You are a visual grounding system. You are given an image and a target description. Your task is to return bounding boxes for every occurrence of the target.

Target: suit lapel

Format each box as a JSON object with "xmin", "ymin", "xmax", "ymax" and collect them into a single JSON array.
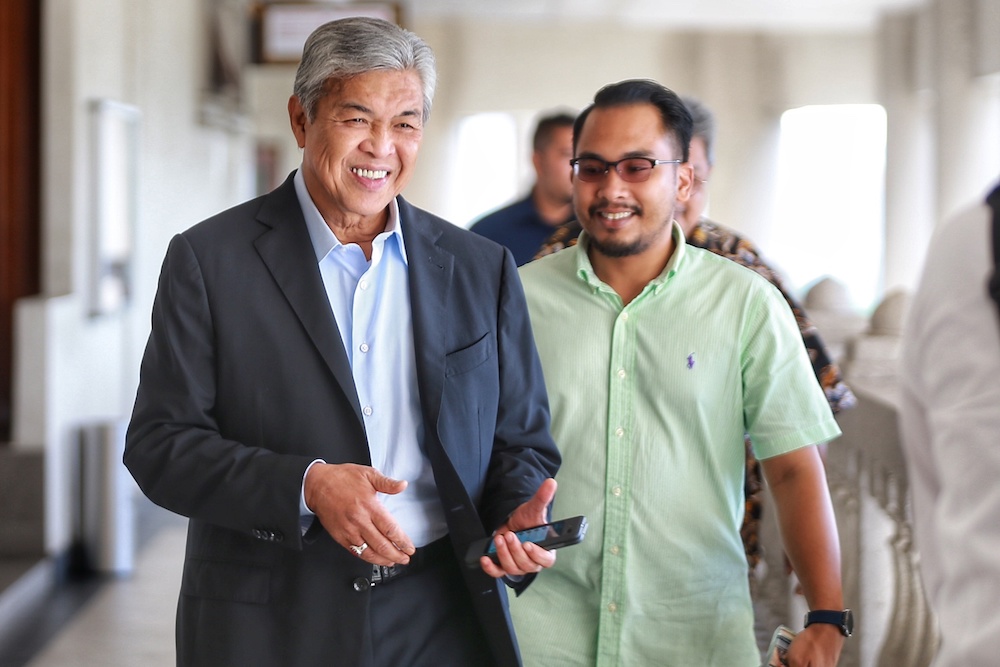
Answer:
[
  {"xmin": 253, "ymin": 175, "xmax": 365, "ymax": 426},
  {"xmin": 400, "ymin": 198, "xmax": 453, "ymax": 429}
]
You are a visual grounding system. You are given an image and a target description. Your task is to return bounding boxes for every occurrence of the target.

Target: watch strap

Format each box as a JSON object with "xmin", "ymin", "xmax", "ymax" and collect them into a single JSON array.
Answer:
[{"xmin": 804, "ymin": 609, "xmax": 853, "ymax": 637}]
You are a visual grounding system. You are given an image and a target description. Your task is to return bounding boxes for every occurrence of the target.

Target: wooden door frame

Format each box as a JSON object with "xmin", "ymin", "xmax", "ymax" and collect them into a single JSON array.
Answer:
[{"xmin": 0, "ymin": 0, "xmax": 42, "ymax": 442}]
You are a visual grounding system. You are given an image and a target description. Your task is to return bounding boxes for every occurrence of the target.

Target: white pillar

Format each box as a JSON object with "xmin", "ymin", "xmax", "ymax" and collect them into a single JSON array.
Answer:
[{"xmin": 878, "ymin": 10, "xmax": 935, "ymax": 294}]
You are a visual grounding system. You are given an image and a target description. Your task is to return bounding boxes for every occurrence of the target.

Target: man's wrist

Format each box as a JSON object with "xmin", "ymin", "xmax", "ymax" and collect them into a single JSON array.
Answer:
[{"xmin": 803, "ymin": 609, "xmax": 854, "ymax": 637}]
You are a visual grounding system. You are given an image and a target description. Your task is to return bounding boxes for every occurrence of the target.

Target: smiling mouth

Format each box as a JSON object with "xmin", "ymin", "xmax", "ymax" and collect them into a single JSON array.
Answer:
[
  {"xmin": 352, "ymin": 167, "xmax": 388, "ymax": 180},
  {"xmin": 601, "ymin": 211, "xmax": 632, "ymax": 221}
]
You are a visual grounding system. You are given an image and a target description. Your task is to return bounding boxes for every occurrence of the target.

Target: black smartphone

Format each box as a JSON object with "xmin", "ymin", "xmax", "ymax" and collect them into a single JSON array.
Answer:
[{"xmin": 464, "ymin": 515, "xmax": 588, "ymax": 567}]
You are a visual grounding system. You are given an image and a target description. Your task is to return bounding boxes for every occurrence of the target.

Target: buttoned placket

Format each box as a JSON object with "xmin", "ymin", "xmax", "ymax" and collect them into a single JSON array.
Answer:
[{"xmin": 594, "ymin": 291, "xmax": 640, "ymax": 664}]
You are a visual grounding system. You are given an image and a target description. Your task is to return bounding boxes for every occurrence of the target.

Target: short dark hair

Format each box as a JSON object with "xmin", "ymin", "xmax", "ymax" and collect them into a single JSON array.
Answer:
[
  {"xmin": 681, "ymin": 95, "xmax": 716, "ymax": 167},
  {"xmin": 532, "ymin": 112, "xmax": 576, "ymax": 152},
  {"xmin": 573, "ymin": 79, "xmax": 693, "ymax": 162}
]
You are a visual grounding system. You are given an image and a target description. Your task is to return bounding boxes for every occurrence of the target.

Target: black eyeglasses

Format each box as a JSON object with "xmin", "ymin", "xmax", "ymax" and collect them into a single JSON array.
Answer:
[{"xmin": 570, "ymin": 156, "xmax": 682, "ymax": 183}]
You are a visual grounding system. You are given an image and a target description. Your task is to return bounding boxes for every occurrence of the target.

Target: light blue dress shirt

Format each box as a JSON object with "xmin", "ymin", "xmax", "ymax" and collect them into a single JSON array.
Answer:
[{"xmin": 293, "ymin": 170, "xmax": 447, "ymax": 547}]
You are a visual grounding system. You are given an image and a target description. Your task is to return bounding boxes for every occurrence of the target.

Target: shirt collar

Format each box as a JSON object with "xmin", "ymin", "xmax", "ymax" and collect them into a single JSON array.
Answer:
[
  {"xmin": 293, "ymin": 169, "xmax": 408, "ymax": 265},
  {"xmin": 575, "ymin": 220, "xmax": 687, "ymax": 294}
]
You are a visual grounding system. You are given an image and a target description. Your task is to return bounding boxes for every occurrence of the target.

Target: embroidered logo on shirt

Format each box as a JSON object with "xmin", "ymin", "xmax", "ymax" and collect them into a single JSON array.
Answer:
[{"xmin": 687, "ymin": 353, "xmax": 695, "ymax": 369}]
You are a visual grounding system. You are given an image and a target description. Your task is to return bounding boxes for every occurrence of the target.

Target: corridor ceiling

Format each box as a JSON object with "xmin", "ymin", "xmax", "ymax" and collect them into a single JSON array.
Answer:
[{"xmin": 401, "ymin": 0, "xmax": 925, "ymax": 30}]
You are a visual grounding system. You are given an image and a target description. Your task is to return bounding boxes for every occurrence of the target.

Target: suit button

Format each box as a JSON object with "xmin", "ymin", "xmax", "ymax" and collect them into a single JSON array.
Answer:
[
  {"xmin": 352, "ymin": 577, "xmax": 371, "ymax": 592},
  {"xmin": 252, "ymin": 529, "xmax": 263, "ymax": 539}
]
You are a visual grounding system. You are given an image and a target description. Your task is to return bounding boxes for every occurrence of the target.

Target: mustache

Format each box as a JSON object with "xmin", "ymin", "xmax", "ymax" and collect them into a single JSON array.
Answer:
[{"xmin": 589, "ymin": 201, "xmax": 641, "ymax": 217}]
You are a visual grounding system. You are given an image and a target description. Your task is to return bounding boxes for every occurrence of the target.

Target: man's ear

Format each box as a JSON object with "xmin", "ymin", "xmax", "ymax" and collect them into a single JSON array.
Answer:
[
  {"xmin": 288, "ymin": 95, "xmax": 308, "ymax": 149},
  {"xmin": 531, "ymin": 150, "xmax": 543, "ymax": 177},
  {"xmin": 676, "ymin": 161, "xmax": 694, "ymax": 203}
]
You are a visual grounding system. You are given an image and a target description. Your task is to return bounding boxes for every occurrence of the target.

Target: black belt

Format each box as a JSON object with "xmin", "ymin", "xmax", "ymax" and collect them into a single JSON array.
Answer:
[{"xmin": 355, "ymin": 535, "xmax": 453, "ymax": 589}]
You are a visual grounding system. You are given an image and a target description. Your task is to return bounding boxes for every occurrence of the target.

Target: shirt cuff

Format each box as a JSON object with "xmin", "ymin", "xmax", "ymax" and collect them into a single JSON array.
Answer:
[{"xmin": 299, "ymin": 459, "xmax": 325, "ymax": 534}]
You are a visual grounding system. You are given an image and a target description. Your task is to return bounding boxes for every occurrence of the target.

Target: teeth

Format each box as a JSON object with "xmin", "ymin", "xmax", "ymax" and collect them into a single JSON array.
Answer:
[
  {"xmin": 602, "ymin": 211, "xmax": 631, "ymax": 220},
  {"xmin": 352, "ymin": 168, "xmax": 388, "ymax": 179}
]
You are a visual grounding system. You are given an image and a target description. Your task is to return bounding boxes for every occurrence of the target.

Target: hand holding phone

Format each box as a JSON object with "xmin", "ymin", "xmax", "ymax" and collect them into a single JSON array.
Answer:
[
  {"xmin": 764, "ymin": 625, "xmax": 796, "ymax": 667},
  {"xmin": 464, "ymin": 515, "xmax": 588, "ymax": 568}
]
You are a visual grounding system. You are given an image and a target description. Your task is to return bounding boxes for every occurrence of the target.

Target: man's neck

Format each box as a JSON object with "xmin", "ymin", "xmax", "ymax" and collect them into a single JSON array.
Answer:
[
  {"xmin": 532, "ymin": 188, "xmax": 573, "ymax": 227},
  {"xmin": 588, "ymin": 236, "xmax": 675, "ymax": 306}
]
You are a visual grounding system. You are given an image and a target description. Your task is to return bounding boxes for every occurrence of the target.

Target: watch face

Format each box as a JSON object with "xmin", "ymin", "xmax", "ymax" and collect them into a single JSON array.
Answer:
[{"xmin": 843, "ymin": 609, "xmax": 854, "ymax": 636}]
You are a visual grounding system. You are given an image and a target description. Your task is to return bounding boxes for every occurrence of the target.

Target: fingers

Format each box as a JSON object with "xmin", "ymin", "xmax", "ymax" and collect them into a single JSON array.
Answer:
[
  {"xmin": 370, "ymin": 472, "xmax": 408, "ymax": 496},
  {"xmin": 306, "ymin": 463, "xmax": 414, "ymax": 565},
  {"xmin": 479, "ymin": 531, "xmax": 557, "ymax": 578},
  {"xmin": 354, "ymin": 511, "xmax": 415, "ymax": 564},
  {"xmin": 505, "ymin": 477, "xmax": 558, "ymax": 532}
]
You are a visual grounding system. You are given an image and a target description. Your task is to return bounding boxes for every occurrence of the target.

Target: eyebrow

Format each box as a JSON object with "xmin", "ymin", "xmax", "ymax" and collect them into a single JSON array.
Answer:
[
  {"xmin": 336, "ymin": 102, "xmax": 373, "ymax": 115},
  {"xmin": 335, "ymin": 102, "xmax": 422, "ymax": 119},
  {"xmin": 576, "ymin": 149, "xmax": 656, "ymax": 160}
]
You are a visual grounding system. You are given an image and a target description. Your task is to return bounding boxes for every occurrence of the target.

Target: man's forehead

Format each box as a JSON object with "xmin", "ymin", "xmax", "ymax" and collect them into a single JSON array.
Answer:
[
  {"xmin": 577, "ymin": 105, "xmax": 673, "ymax": 153},
  {"xmin": 321, "ymin": 72, "xmax": 423, "ymax": 115}
]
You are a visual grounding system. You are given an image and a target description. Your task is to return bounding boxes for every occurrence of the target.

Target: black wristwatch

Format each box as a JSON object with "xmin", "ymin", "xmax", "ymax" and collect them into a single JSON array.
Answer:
[{"xmin": 804, "ymin": 609, "xmax": 854, "ymax": 637}]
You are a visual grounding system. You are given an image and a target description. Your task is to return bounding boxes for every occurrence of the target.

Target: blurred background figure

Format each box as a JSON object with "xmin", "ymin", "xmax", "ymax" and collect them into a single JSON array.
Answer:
[
  {"xmin": 899, "ymin": 182, "xmax": 1000, "ymax": 667},
  {"xmin": 469, "ymin": 111, "xmax": 576, "ymax": 265}
]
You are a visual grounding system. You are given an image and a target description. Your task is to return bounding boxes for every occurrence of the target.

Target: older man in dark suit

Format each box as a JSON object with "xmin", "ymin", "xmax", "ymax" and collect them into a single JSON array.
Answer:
[{"xmin": 124, "ymin": 17, "xmax": 560, "ymax": 667}]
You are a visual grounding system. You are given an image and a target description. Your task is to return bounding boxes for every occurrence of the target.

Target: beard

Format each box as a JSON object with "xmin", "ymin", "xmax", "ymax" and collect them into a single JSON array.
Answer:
[
  {"xmin": 587, "ymin": 234, "xmax": 654, "ymax": 258},
  {"xmin": 584, "ymin": 204, "xmax": 672, "ymax": 258}
]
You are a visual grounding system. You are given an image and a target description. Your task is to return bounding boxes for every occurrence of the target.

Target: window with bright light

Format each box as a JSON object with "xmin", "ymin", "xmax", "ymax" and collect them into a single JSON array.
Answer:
[
  {"xmin": 769, "ymin": 104, "xmax": 887, "ymax": 312},
  {"xmin": 444, "ymin": 112, "xmax": 520, "ymax": 227}
]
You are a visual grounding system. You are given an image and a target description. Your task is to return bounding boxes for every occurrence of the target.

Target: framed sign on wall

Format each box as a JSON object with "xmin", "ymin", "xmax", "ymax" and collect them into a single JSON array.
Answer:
[{"xmin": 255, "ymin": 3, "xmax": 401, "ymax": 63}]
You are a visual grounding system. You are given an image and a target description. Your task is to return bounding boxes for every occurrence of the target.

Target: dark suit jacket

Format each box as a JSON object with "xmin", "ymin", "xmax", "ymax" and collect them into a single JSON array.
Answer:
[{"xmin": 124, "ymin": 173, "xmax": 560, "ymax": 666}]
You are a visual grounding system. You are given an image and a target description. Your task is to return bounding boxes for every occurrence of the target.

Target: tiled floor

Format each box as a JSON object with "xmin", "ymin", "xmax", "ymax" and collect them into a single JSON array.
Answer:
[
  {"xmin": 23, "ymin": 523, "xmax": 185, "ymax": 667},
  {"xmin": 4, "ymin": 504, "xmax": 778, "ymax": 666}
]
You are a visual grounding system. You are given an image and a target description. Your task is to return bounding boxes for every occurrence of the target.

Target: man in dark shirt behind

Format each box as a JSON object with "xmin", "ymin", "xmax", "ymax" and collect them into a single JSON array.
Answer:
[{"xmin": 470, "ymin": 112, "xmax": 575, "ymax": 265}]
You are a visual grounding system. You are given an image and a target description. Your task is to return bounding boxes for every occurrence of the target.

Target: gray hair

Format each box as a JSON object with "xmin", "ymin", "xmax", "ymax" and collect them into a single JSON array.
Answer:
[
  {"xmin": 681, "ymin": 95, "xmax": 716, "ymax": 167},
  {"xmin": 293, "ymin": 17, "xmax": 437, "ymax": 123}
]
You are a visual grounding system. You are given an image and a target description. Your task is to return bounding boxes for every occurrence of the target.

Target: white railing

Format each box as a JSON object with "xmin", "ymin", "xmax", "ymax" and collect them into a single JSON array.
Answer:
[
  {"xmin": 827, "ymin": 385, "xmax": 939, "ymax": 666},
  {"xmin": 753, "ymin": 285, "xmax": 940, "ymax": 666}
]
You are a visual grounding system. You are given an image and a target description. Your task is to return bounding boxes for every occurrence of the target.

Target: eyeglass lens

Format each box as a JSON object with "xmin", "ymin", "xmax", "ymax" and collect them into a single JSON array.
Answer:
[{"xmin": 573, "ymin": 157, "xmax": 664, "ymax": 183}]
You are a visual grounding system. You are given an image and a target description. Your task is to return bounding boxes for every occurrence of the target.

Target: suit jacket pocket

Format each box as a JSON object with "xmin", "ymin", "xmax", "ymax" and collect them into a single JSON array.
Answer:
[
  {"xmin": 445, "ymin": 333, "xmax": 493, "ymax": 377},
  {"xmin": 181, "ymin": 557, "xmax": 271, "ymax": 604}
]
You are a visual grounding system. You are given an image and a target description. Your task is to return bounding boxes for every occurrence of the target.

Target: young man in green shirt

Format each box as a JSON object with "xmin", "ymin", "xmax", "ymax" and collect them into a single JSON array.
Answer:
[{"xmin": 511, "ymin": 79, "xmax": 847, "ymax": 666}]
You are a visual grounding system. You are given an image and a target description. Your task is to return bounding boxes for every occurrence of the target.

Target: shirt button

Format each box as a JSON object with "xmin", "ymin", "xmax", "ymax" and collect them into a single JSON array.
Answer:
[
  {"xmin": 615, "ymin": 427, "xmax": 624, "ymax": 438},
  {"xmin": 620, "ymin": 312, "xmax": 629, "ymax": 322},
  {"xmin": 610, "ymin": 545, "xmax": 620, "ymax": 555},
  {"xmin": 611, "ymin": 486, "xmax": 622, "ymax": 497},
  {"xmin": 360, "ymin": 343, "xmax": 370, "ymax": 353},
  {"xmin": 363, "ymin": 406, "xmax": 373, "ymax": 416},
  {"xmin": 617, "ymin": 369, "xmax": 626, "ymax": 379},
  {"xmin": 359, "ymin": 279, "xmax": 369, "ymax": 290},
  {"xmin": 608, "ymin": 602, "xmax": 618, "ymax": 613}
]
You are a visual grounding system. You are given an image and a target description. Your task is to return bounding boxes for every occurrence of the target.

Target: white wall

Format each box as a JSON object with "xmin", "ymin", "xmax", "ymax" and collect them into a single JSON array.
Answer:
[{"xmin": 14, "ymin": 0, "xmax": 254, "ymax": 553}]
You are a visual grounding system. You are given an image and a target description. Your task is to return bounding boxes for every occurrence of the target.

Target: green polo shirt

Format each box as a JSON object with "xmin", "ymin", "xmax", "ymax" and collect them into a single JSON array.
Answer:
[{"xmin": 511, "ymin": 225, "xmax": 840, "ymax": 666}]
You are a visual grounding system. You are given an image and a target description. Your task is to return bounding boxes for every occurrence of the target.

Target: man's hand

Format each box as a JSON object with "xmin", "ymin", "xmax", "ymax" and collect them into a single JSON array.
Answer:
[
  {"xmin": 480, "ymin": 478, "xmax": 558, "ymax": 578},
  {"xmin": 304, "ymin": 462, "xmax": 415, "ymax": 566},
  {"xmin": 784, "ymin": 623, "xmax": 844, "ymax": 667}
]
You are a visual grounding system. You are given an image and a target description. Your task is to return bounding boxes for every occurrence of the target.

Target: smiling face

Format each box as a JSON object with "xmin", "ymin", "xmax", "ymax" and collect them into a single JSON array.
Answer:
[
  {"xmin": 288, "ymin": 68, "xmax": 424, "ymax": 234},
  {"xmin": 573, "ymin": 103, "xmax": 692, "ymax": 261}
]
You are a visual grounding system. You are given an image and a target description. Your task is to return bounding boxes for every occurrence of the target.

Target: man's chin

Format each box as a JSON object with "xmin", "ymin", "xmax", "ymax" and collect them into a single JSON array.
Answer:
[{"xmin": 588, "ymin": 234, "xmax": 648, "ymax": 258}]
